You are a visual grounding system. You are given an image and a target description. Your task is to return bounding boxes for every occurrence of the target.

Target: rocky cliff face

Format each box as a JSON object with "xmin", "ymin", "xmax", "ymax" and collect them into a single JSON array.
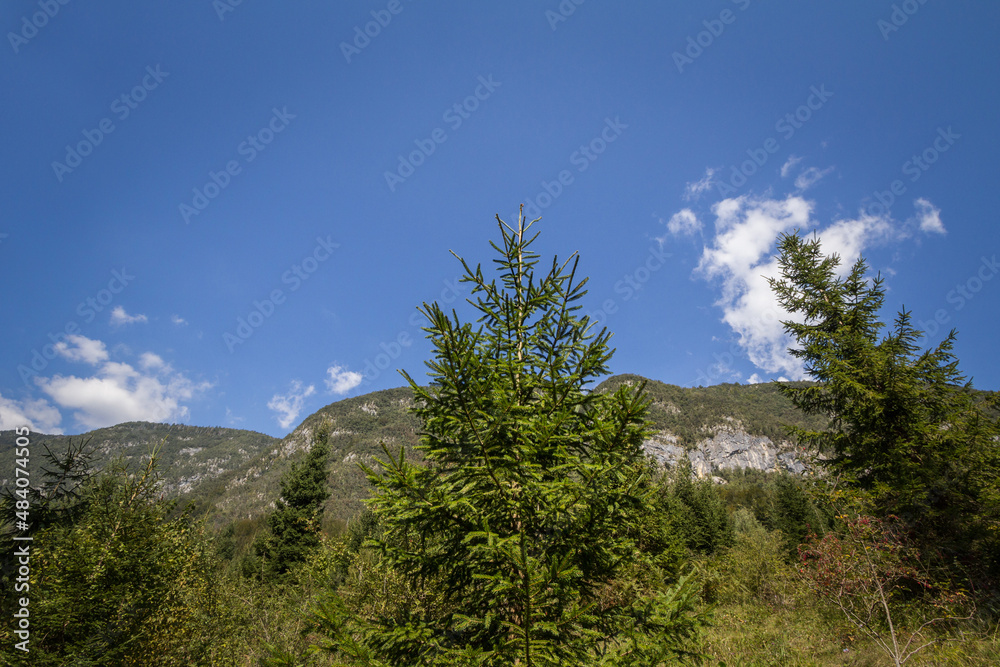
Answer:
[{"xmin": 642, "ymin": 424, "xmax": 813, "ymax": 479}]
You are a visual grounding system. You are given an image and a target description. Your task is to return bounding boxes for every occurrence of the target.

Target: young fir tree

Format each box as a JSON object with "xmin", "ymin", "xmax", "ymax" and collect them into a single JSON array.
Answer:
[
  {"xmin": 314, "ymin": 208, "xmax": 705, "ymax": 666},
  {"xmin": 0, "ymin": 438, "xmax": 95, "ymax": 586},
  {"xmin": 668, "ymin": 458, "xmax": 732, "ymax": 556},
  {"xmin": 0, "ymin": 450, "xmax": 228, "ymax": 666},
  {"xmin": 768, "ymin": 232, "xmax": 1000, "ymax": 570},
  {"xmin": 258, "ymin": 423, "xmax": 332, "ymax": 576}
]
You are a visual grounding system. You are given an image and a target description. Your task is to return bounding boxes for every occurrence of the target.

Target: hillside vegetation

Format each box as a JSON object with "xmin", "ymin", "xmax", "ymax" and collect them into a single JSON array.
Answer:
[
  {"xmin": 3, "ymin": 377, "xmax": 831, "ymax": 532},
  {"xmin": 600, "ymin": 374, "xmax": 830, "ymax": 446},
  {"xmin": 2, "ymin": 220, "xmax": 998, "ymax": 665},
  {"xmin": 0, "ymin": 422, "xmax": 278, "ymax": 497}
]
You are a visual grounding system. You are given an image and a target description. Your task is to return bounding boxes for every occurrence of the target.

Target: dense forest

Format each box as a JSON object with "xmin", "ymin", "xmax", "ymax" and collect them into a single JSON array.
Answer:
[{"xmin": 2, "ymin": 216, "xmax": 999, "ymax": 665}]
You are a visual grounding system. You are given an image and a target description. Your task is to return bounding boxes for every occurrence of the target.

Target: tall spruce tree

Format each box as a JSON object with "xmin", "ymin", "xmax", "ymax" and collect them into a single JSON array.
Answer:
[
  {"xmin": 258, "ymin": 423, "xmax": 332, "ymax": 576},
  {"xmin": 315, "ymin": 208, "xmax": 705, "ymax": 666},
  {"xmin": 768, "ymin": 232, "xmax": 1000, "ymax": 570}
]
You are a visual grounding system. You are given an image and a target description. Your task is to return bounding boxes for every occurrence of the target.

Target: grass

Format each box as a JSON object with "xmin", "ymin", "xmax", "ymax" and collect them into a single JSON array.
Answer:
[{"xmin": 699, "ymin": 595, "xmax": 1000, "ymax": 666}]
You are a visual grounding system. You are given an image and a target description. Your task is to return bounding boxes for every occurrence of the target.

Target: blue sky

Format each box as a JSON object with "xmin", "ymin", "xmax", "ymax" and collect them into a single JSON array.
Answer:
[{"xmin": 2, "ymin": 1, "xmax": 998, "ymax": 437}]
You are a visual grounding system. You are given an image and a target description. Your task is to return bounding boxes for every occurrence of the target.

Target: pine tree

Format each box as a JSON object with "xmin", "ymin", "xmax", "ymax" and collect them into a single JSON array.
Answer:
[
  {"xmin": 768, "ymin": 232, "xmax": 1000, "ymax": 570},
  {"xmin": 258, "ymin": 423, "xmax": 332, "ymax": 576},
  {"xmin": 771, "ymin": 474, "xmax": 826, "ymax": 556},
  {"xmin": 0, "ymin": 438, "xmax": 95, "ymax": 584},
  {"xmin": 315, "ymin": 208, "xmax": 705, "ymax": 666},
  {"xmin": 0, "ymin": 449, "xmax": 228, "ymax": 665},
  {"xmin": 668, "ymin": 458, "xmax": 732, "ymax": 555}
]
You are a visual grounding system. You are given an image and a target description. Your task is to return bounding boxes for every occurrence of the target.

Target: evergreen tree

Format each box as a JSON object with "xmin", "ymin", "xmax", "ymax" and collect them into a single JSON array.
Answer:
[
  {"xmin": 629, "ymin": 465, "xmax": 690, "ymax": 579},
  {"xmin": 314, "ymin": 208, "xmax": 705, "ymax": 665},
  {"xmin": 258, "ymin": 423, "xmax": 332, "ymax": 576},
  {"xmin": 0, "ymin": 449, "xmax": 228, "ymax": 666},
  {"xmin": 768, "ymin": 232, "xmax": 1000, "ymax": 569},
  {"xmin": 771, "ymin": 474, "xmax": 826, "ymax": 557},
  {"xmin": 0, "ymin": 438, "xmax": 95, "ymax": 586},
  {"xmin": 668, "ymin": 458, "xmax": 732, "ymax": 555}
]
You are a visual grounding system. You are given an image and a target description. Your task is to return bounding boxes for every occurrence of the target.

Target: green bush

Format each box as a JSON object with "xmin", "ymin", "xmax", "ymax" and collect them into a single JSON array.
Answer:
[
  {"xmin": 1, "ymin": 450, "xmax": 237, "ymax": 666},
  {"xmin": 716, "ymin": 508, "xmax": 795, "ymax": 607}
]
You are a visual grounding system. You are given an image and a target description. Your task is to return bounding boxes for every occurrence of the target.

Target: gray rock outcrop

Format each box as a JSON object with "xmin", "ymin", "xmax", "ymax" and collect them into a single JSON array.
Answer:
[{"xmin": 642, "ymin": 425, "xmax": 812, "ymax": 478}]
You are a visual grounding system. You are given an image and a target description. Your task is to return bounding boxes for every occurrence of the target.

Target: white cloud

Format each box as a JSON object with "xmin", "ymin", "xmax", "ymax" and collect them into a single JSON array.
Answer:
[
  {"xmin": 35, "ymin": 339, "xmax": 210, "ymax": 430},
  {"xmin": 794, "ymin": 166, "xmax": 834, "ymax": 191},
  {"xmin": 110, "ymin": 306, "xmax": 148, "ymax": 326},
  {"xmin": 171, "ymin": 315, "xmax": 188, "ymax": 326},
  {"xmin": 692, "ymin": 194, "xmax": 900, "ymax": 381},
  {"xmin": 0, "ymin": 393, "xmax": 63, "ymax": 434},
  {"xmin": 37, "ymin": 364, "xmax": 208, "ymax": 431},
  {"xmin": 747, "ymin": 372, "xmax": 788, "ymax": 385},
  {"xmin": 663, "ymin": 208, "xmax": 702, "ymax": 237},
  {"xmin": 684, "ymin": 168, "xmax": 717, "ymax": 201},
  {"xmin": 914, "ymin": 198, "xmax": 945, "ymax": 234},
  {"xmin": 139, "ymin": 352, "xmax": 165, "ymax": 370},
  {"xmin": 816, "ymin": 213, "xmax": 893, "ymax": 264},
  {"xmin": 325, "ymin": 365, "xmax": 363, "ymax": 395},
  {"xmin": 267, "ymin": 380, "xmax": 316, "ymax": 430},
  {"xmin": 780, "ymin": 155, "xmax": 803, "ymax": 178},
  {"xmin": 54, "ymin": 334, "xmax": 109, "ymax": 365}
]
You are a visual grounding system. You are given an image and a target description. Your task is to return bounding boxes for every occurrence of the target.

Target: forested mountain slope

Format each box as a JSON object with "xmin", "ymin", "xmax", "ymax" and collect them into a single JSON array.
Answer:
[
  {"xmin": 188, "ymin": 376, "xmax": 831, "ymax": 528},
  {"xmin": 0, "ymin": 421, "xmax": 278, "ymax": 497}
]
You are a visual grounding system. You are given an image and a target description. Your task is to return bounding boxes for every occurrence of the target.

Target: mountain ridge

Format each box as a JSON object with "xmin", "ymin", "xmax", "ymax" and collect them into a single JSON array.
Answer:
[{"xmin": 2, "ymin": 375, "xmax": 838, "ymax": 530}]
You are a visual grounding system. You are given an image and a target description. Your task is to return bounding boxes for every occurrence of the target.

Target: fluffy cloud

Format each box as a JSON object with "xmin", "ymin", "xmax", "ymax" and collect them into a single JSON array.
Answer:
[
  {"xmin": 746, "ymin": 372, "xmax": 790, "ymax": 385},
  {"xmin": 110, "ymin": 306, "xmax": 148, "ymax": 326},
  {"xmin": 54, "ymin": 334, "xmax": 109, "ymax": 365},
  {"xmin": 685, "ymin": 195, "xmax": 948, "ymax": 380},
  {"xmin": 35, "ymin": 335, "xmax": 209, "ymax": 430},
  {"xmin": 139, "ymin": 352, "xmax": 165, "ymax": 370},
  {"xmin": 914, "ymin": 198, "xmax": 946, "ymax": 235},
  {"xmin": 663, "ymin": 208, "xmax": 702, "ymax": 237},
  {"xmin": 0, "ymin": 393, "xmax": 63, "ymax": 434},
  {"xmin": 696, "ymin": 195, "xmax": 815, "ymax": 379},
  {"xmin": 325, "ymin": 365, "xmax": 363, "ymax": 395},
  {"xmin": 815, "ymin": 213, "xmax": 894, "ymax": 263},
  {"xmin": 268, "ymin": 380, "xmax": 316, "ymax": 430}
]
